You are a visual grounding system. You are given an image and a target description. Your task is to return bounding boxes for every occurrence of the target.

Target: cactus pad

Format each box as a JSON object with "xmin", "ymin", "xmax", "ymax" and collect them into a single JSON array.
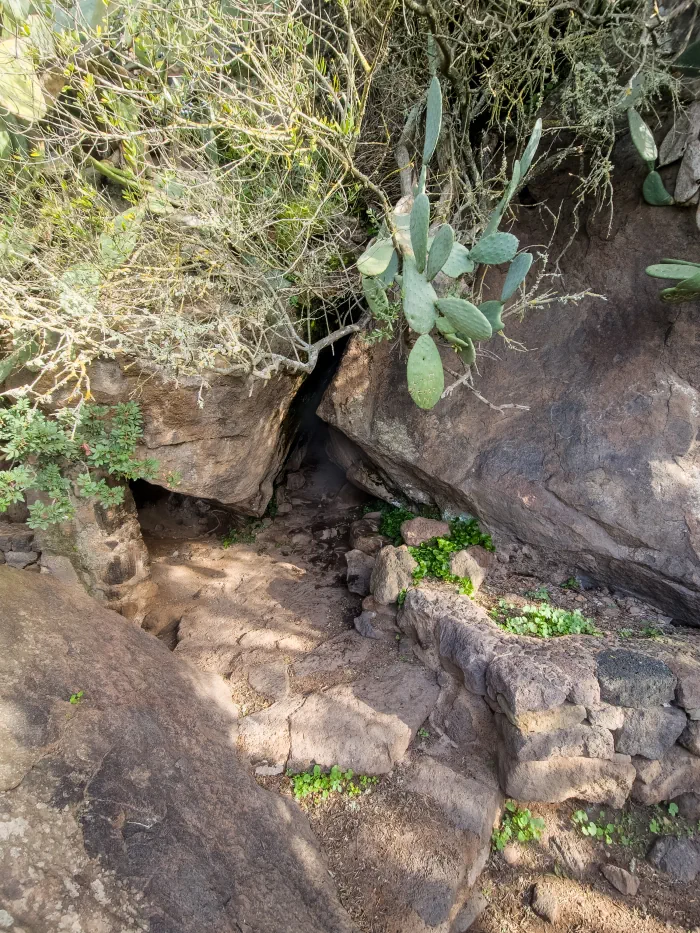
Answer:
[
  {"xmin": 407, "ymin": 334, "xmax": 444, "ymax": 410},
  {"xmin": 646, "ymin": 262, "xmax": 700, "ymax": 279},
  {"xmin": 410, "ymin": 192, "xmax": 431, "ymax": 272},
  {"xmin": 362, "ymin": 275, "xmax": 389, "ymax": 315},
  {"xmin": 357, "ymin": 238, "xmax": 394, "ymax": 276},
  {"xmin": 520, "ymin": 118, "xmax": 542, "ymax": 177},
  {"xmin": 459, "ymin": 338, "xmax": 476, "ymax": 366},
  {"xmin": 435, "ymin": 298, "xmax": 492, "ymax": 341},
  {"xmin": 642, "ymin": 171, "xmax": 674, "ymax": 206},
  {"xmin": 628, "ymin": 108, "xmax": 657, "ymax": 167},
  {"xmin": 661, "ymin": 270, "xmax": 700, "ymax": 303},
  {"xmin": 423, "ymin": 76, "xmax": 442, "ymax": 165},
  {"xmin": 470, "ymin": 232, "xmax": 519, "ymax": 265},
  {"xmin": 402, "ymin": 254, "xmax": 438, "ymax": 333},
  {"xmin": 501, "ymin": 251, "xmax": 533, "ymax": 301},
  {"xmin": 441, "ymin": 242, "xmax": 474, "ymax": 278},
  {"xmin": 376, "ymin": 248, "xmax": 399, "ymax": 287},
  {"xmin": 426, "ymin": 224, "xmax": 455, "ymax": 281},
  {"xmin": 479, "ymin": 300, "xmax": 505, "ymax": 333}
]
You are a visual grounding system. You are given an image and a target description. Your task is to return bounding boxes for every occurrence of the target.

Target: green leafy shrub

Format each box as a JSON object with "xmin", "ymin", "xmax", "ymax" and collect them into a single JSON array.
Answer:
[
  {"xmin": 572, "ymin": 809, "xmax": 617, "ymax": 845},
  {"xmin": 287, "ymin": 764, "xmax": 378, "ymax": 803},
  {"xmin": 0, "ymin": 399, "xmax": 159, "ymax": 528},
  {"xmin": 490, "ymin": 600, "xmax": 600, "ymax": 637},
  {"xmin": 408, "ymin": 518, "xmax": 494, "ymax": 595},
  {"xmin": 492, "ymin": 800, "xmax": 545, "ymax": 850},
  {"xmin": 379, "ymin": 505, "xmax": 418, "ymax": 544}
]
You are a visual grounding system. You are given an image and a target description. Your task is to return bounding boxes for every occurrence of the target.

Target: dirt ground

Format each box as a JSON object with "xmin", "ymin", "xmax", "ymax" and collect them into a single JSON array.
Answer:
[{"xmin": 135, "ymin": 444, "xmax": 700, "ymax": 933}]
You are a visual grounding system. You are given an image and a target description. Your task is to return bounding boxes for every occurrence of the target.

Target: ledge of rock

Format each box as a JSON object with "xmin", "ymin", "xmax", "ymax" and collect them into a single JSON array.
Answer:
[
  {"xmin": 396, "ymin": 585, "xmax": 700, "ymax": 807},
  {"xmin": 0, "ymin": 567, "xmax": 355, "ymax": 933},
  {"xmin": 86, "ymin": 360, "xmax": 304, "ymax": 514}
]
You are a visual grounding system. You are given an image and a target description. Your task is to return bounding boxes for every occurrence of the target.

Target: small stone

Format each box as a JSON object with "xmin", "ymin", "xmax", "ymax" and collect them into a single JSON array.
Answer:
[
  {"xmin": 532, "ymin": 879, "xmax": 563, "ymax": 924},
  {"xmin": 597, "ymin": 650, "xmax": 676, "ymax": 708},
  {"xmin": 4, "ymin": 550, "xmax": 39, "ymax": 569},
  {"xmin": 453, "ymin": 891, "xmax": 488, "ymax": 932},
  {"xmin": 399, "ymin": 517, "xmax": 450, "ymax": 546},
  {"xmin": 354, "ymin": 610, "xmax": 381, "ymax": 640},
  {"xmin": 361, "ymin": 595, "xmax": 397, "ymax": 620},
  {"xmin": 370, "ymin": 545, "xmax": 417, "ymax": 604},
  {"xmin": 648, "ymin": 836, "xmax": 700, "ymax": 882},
  {"xmin": 679, "ymin": 721, "xmax": 700, "ymax": 756},
  {"xmin": 277, "ymin": 502, "xmax": 293, "ymax": 515},
  {"xmin": 254, "ymin": 764, "xmax": 284, "ymax": 777},
  {"xmin": 290, "ymin": 532, "xmax": 312, "ymax": 547},
  {"xmin": 502, "ymin": 843, "xmax": 521, "ymax": 866},
  {"xmin": 345, "ymin": 548, "xmax": 375, "ymax": 596},
  {"xmin": 633, "ymin": 757, "xmax": 662, "ymax": 784},
  {"xmin": 499, "ymin": 716, "xmax": 614, "ymax": 762},
  {"xmin": 448, "ymin": 546, "xmax": 494, "ymax": 594},
  {"xmin": 672, "ymin": 792, "xmax": 700, "ymax": 821},
  {"xmin": 587, "ymin": 703, "xmax": 625, "ymax": 731},
  {"xmin": 601, "ymin": 864, "xmax": 639, "ymax": 896},
  {"xmin": 498, "ymin": 699, "xmax": 587, "ymax": 734},
  {"xmin": 487, "ymin": 655, "xmax": 570, "ymax": 715},
  {"xmin": 39, "ymin": 554, "xmax": 82, "ymax": 587},
  {"xmin": 0, "ymin": 522, "xmax": 34, "ymax": 551},
  {"xmin": 615, "ymin": 706, "xmax": 687, "ymax": 760},
  {"xmin": 285, "ymin": 471, "xmax": 306, "ymax": 492}
]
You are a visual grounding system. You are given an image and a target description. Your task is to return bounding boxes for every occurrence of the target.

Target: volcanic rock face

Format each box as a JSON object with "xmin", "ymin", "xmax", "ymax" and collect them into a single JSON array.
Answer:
[
  {"xmin": 87, "ymin": 360, "xmax": 303, "ymax": 514},
  {"xmin": 318, "ymin": 151, "xmax": 700, "ymax": 624},
  {"xmin": 0, "ymin": 567, "xmax": 356, "ymax": 933}
]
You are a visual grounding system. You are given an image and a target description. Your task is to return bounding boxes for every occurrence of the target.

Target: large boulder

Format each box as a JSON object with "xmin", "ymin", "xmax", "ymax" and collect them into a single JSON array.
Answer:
[
  {"xmin": 318, "ymin": 149, "xmax": 700, "ymax": 623},
  {"xmin": 85, "ymin": 360, "xmax": 304, "ymax": 514},
  {"xmin": 0, "ymin": 567, "xmax": 355, "ymax": 933}
]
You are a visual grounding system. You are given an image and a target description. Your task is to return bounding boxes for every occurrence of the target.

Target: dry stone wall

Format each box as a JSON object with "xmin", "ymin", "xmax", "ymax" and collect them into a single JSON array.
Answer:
[{"xmin": 398, "ymin": 586, "xmax": 700, "ymax": 810}]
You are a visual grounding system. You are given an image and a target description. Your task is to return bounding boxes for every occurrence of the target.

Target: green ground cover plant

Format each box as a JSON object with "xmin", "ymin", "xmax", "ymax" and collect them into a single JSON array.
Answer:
[
  {"xmin": 287, "ymin": 764, "xmax": 378, "ymax": 804},
  {"xmin": 490, "ymin": 600, "xmax": 599, "ymax": 637},
  {"xmin": 492, "ymin": 800, "xmax": 545, "ymax": 851}
]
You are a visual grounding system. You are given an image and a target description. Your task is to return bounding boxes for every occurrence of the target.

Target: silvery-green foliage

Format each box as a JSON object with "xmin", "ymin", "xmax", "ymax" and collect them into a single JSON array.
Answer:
[{"xmin": 358, "ymin": 80, "xmax": 542, "ymax": 409}]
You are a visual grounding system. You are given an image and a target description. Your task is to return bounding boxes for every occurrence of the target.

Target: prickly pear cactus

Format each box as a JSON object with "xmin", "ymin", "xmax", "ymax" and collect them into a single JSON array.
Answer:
[{"xmin": 356, "ymin": 76, "xmax": 543, "ymax": 409}]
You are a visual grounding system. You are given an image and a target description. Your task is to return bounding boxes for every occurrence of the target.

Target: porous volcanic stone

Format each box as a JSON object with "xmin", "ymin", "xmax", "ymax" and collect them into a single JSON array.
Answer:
[
  {"xmin": 632, "ymin": 745, "xmax": 700, "ymax": 804},
  {"xmin": 587, "ymin": 703, "xmax": 625, "ymax": 731},
  {"xmin": 487, "ymin": 654, "xmax": 571, "ymax": 715},
  {"xmin": 648, "ymin": 836, "xmax": 700, "ymax": 882},
  {"xmin": 345, "ymin": 548, "xmax": 375, "ymax": 596},
  {"xmin": 615, "ymin": 706, "xmax": 688, "ymax": 760},
  {"xmin": 499, "ymin": 717, "xmax": 614, "ymax": 762},
  {"xmin": 370, "ymin": 545, "xmax": 417, "ymax": 604},
  {"xmin": 4, "ymin": 550, "xmax": 39, "ymax": 569},
  {"xmin": 499, "ymin": 699, "xmax": 587, "ymax": 734},
  {"xmin": 596, "ymin": 650, "xmax": 676, "ymax": 707},
  {"xmin": 499, "ymin": 752, "xmax": 636, "ymax": 807},
  {"xmin": 400, "ymin": 517, "xmax": 450, "ymax": 546},
  {"xmin": 679, "ymin": 720, "xmax": 700, "ymax": 756}
]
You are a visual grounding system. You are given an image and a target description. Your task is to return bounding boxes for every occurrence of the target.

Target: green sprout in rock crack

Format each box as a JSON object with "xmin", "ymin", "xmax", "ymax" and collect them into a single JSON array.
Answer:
[
  {"xmin": 560, "ymin": 577, "xmax": 581, "ymax": 591},
  {"xmin": 524, "ymin": 585, "xmax": 550, "ymax": 601},
  {"xmin": 287, "ymin": 764, "xmax": 378, "ymax": 803},
  {"xmin": 572, "ymin": 809, "xmax": 617, "ymax": 845},
  {"xmin": 492, "ymin": 800, "xmax": 545, "ymax": 850},
  {"xmin": 490, "ymin": 600, "xmax": 600, "ymax": 637},
  {"xmin": 417, "ymin": 727, "xmax": 430, "ymax": 739},
  {"xmin": 619, "ymin": 625, "xmax": 664, "ymax": 640},
  {"xmin": 69, "ymin": 690, "xmax": 84, "ymax": 705}
]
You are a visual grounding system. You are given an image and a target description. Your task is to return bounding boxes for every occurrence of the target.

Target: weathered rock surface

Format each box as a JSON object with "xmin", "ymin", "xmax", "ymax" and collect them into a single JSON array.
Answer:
[
  {"xmin": 587, "ymin": 702, "xmax": 626, "ymax": 731},
  {"xmin": 400, "ymin": 517, "xmax": 450, "ymax": 546},
  {"xmin": 318, "ymin": 160, "xmax": 700, "ymax": 624},
  {"xmin": 498, "ymin": 716, "xmax": 614, "ymax": 762},
  {"xmin": 345, "ymin": 548, "xmax": 376, "ymax": 596},
  {"xmin": 648, "ymin": 836, "xmax": 700, "ymax": 882},
  {"xmin": 87, "ymin": 359, "xmax": 304, "ymax": 514},
  {"xmin": 601, "ymin": 864, "xmax": 639, "ymax": 896},
  {"xmin": 288, "ymin": 664, "xmax": 439, "ymax": 774},
  {"xmin": 615, "ymin": 706, "xmax": 688, "ymax": 760},
  {"xmin": 499, "ymin": 752, "xmax": 636, "ymax": 807},
  {"xmin": 673, "ymin": 791, "xmax": 700, "ymax": 821},
  {"xmin": 0, "ymin": 567, "xmax": 355, "ymax": 933},
  {"xmin": 596, "ymin": 649, "xmax": 677, "ymax": 707},
  {"xmin": 679, "ymin": 720, "xmax": 700, "ymax": 756},
  {"xmin": 532, "ymin": 879, "xmax": 563, "ymax": 924},
  {"xmin": 449, "ymin": 545, "xmax": 494, "ymax": 594},
  {"xmin": 487, "ymin": 654, "xmax": 571, "ymax": 715},
  {"xmin": 632, "ymin": 744, "xmax": 700, "ymax": 804},
  {"xmin": 370, "ymin": 544, "xmax": 417, "ymax": 604},
  {"xmin": 350, "ymin": 516, "xmax": 390, "ymax": 555}
]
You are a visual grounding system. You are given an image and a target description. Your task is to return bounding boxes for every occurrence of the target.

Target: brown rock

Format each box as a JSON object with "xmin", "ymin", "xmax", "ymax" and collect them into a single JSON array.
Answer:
[
  {"xmin": 601, "ymin": 864, "xmax": 639, "ymax": 896},
  {"xmin": 0, "ymin": 522, "xmax": 34, "ymax": 551},
  {"xmin": 499, "ymin": 716, "xmax": 614, "ymax": 762},
  {"xmin": 370, "ymin": 545, "xmax": 417, "ymax": 604},
  {"xmin": 679, "ymin": 720, "xmax": 700, "ymax": 756},
  {"xmin": 632, "ymin": 745, "xmax": 700, "ymax": 804},
  {"xmin": 0, "ymin": 568, "xmax": 355, "ymax": 933},
  {"xmin": 532, "ymin": 878, "xmax": 563, "ymax": 924},
  {"xmin": 673, "ymin": 792, "xmax": 700, "ymax": 821},
  {"xmin": 4, "ymin": 550, "xmax": 39, "ymax": 569},
  {"xmin": 449, "ymin": 545, "xmax": 494, "ymax": 593},
  {"xmin": 500, "ymin": 699, "xmax": 587, "ymax": 734},
  {"xmin": 587, "ymin": 702, "xmax": 625, "ymax": 731},
  {"xmin": 400, "ymin": 516, "xmax": 450, "ymax": 546},
  {"xmin": 499, "ymin": 752, "xmax": 636, "ymax": 807},
  {"xmin": 345, "ymin": 548, "xmax": 375, "ymax": 596},
  {"xmin": 615, "ymin": 706, "xmax": 687, "ymax": 760}
]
